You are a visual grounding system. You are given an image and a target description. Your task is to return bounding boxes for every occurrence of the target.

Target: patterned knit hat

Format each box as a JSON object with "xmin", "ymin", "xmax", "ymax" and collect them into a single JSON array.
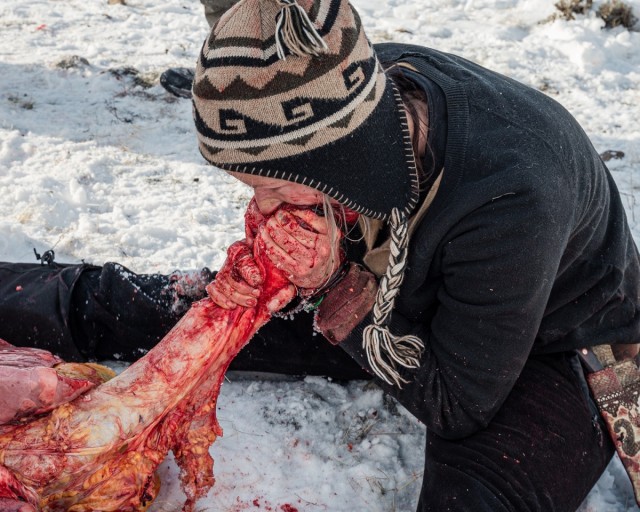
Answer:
[
  {"xmin": 192, "ymin": 0, "xmax": 424, "ymax": 386},
  {"xmin": 192, "ymin": 0, "xmax": 420, "ymax": 221}
]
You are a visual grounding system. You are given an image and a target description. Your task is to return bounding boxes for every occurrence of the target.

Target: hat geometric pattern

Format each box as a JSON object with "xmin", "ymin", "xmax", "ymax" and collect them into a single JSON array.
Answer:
[
  {"xmin": 194, "ymin": 0, "xmax": 383, "ymax": 160},
  {"xmin": 193, "ymin": 0, "xmax": 419, "ymax": 221}
]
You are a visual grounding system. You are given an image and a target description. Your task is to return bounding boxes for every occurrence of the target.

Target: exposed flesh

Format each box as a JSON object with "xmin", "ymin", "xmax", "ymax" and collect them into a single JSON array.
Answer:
[{"xmin": 0, "ymin": 206, "xmax": 297, "ymax": 511}]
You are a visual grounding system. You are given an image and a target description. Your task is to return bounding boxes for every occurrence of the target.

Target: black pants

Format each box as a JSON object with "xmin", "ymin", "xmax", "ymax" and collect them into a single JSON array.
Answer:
[
  {"xmin": 0, "ymin": 261, "xmax": 368, "ymax": 379},
  {"xmin": 418, "ymin": 352, "xmax": 614, "ymax": 511},
  {"xmin": 0, "ymin": 262, "xmax": 614, "ymax": 510}
]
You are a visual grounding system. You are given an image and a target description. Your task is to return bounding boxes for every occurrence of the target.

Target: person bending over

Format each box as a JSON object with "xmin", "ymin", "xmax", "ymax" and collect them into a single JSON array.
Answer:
[{"xmin": 4, "ymin": 1, "xmax": 640, "ymax": 510}]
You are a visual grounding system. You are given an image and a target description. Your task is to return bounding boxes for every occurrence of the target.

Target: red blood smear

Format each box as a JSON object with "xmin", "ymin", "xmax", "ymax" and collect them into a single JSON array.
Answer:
[{"xmin": 0, "ymin": 202, "xmax": 344, "ymax": 511}]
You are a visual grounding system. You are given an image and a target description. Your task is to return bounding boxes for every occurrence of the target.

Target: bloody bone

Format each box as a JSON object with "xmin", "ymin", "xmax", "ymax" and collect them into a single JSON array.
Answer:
[{"xmin": 0, "ymin": 202, "xmax": 300, "ymax": 512}]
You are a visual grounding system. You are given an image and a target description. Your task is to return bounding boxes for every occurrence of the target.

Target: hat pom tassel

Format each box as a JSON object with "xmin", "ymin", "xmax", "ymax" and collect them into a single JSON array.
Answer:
[
  {"xmin": 363, "ymin": 324, "xmax": 424, "ymax": 387},
  {"xmin": 275, "ymin": 0, "xmax": 328, "ymax": 60}
]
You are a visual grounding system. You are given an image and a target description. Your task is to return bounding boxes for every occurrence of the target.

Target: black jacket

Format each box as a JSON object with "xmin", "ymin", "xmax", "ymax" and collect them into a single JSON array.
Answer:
[{"xmin": 340, "ymin": 43, "xmax": 640, "ymax": 439}]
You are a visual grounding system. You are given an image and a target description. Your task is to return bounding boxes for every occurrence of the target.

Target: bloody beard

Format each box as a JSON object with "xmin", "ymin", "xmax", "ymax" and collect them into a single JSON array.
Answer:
[{"xmin": 0, "ymin": 200, "xmax": 337, "ymax": 512}]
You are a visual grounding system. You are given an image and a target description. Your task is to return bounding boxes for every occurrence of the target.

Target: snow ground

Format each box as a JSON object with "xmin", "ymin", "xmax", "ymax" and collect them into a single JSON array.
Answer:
[{"xmin": 1, "ymin": 0, "xmax": 639, "ymax": 509}]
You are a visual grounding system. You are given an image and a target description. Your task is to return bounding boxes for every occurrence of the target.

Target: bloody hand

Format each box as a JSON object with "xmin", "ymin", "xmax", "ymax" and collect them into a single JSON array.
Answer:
[
  {"xmin": 316, "ymin": 263, "xmax": 378, "ymax": 344},
  {"xmin": 243, "ymin": 197, "xmax": 266, "ymax": 246},
  {"xmin": 207, "ymin": 199, "xmax": 345, "ymax": 309},
  {"xmin": 206, "ymin": 240, "xmax": 263, "ymax": 309},
  {"xmin": 207, "ymin": 198, "xmax": 267, "ymax": 309},
  {"xmin": 260, "ymin": 208, "xmax": 343, "ymax": 290}
]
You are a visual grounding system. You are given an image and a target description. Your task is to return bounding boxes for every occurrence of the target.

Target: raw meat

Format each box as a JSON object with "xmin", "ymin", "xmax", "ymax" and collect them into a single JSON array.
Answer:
[
  {"xmin": 0, "ymin": 203, "xmax": 298, "ymax": 511},
  {"xmin": 0, "ymin": 339, "xmax": 114, "ymax": 426}
]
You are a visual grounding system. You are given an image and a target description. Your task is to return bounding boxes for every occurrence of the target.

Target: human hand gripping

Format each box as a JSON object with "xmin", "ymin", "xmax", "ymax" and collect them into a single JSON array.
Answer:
[
  {"xmin": 205, "ymin": 240, "xmax": 263, "ymax": 309},
  {"xmin": 207, "ymin": 204, "xmax": 341, "ymax": 308},
  {"xmin": 206, "ymin": 198, "xmax": 266, "ymax": 310},
  {"xmin": 259, "ymin": 208, "xmax": 343, "ymax": 290},
  {"xmin": 258, "ymin": 206, "xmax": 378, "ymax": 344}
]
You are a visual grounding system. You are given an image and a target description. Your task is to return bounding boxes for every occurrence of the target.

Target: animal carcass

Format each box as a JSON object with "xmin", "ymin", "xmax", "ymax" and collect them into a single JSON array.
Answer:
[{"xmin": 0, "ymin": 204, "xmax": 297, "ymax": 511}]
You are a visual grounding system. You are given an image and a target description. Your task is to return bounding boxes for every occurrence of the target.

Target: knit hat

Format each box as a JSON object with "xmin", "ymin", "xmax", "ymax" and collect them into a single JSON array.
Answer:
[{"xmin": 192, "ymin": 0, "xmax": 424, "ymax": 386}]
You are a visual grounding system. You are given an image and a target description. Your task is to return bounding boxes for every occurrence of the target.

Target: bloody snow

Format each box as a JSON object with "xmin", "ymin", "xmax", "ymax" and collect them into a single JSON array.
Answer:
[{"xmin": 0, "ymin": 0, "xmax": 639, "ymax": 510}]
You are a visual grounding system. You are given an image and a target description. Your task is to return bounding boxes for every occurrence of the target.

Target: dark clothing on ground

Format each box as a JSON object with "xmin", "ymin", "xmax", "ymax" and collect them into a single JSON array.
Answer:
[
  {"xmin": 200, "ymin": 0, "xmax": 237, "ymax": 28},
  {"xmin": 0, "ymin": 261, "xmax": 368, "ymax": 380},
  {"xmin": 419, "ymin": 353, "xmax": 614, "ymax": 511}
]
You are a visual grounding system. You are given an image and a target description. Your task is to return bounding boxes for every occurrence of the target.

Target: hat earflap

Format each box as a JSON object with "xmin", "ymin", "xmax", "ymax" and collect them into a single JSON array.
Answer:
[
  {"xmin": 275, "ymin": 0, "xmax": 328, "ymax": 60},
  {"xmin": 362, "ymin": 208, "xmax": 424, "ymax": 387}
]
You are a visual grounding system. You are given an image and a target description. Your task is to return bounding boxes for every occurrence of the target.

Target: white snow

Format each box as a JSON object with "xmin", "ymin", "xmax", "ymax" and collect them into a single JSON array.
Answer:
[{"xmin": 1, "ymin": 0, "xmax": 639, "ymax": 510}]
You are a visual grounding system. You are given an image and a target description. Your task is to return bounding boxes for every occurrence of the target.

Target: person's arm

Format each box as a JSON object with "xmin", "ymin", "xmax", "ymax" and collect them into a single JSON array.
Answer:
[{"xmin": 338, "ymin": 183, "xmax": 573, "ymax": 439}]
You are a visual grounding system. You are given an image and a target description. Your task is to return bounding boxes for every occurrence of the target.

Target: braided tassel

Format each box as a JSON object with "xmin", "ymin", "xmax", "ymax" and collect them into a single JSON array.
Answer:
[
  {"xmin": 275, "ymin": 0, "xmax": 328, "ymax": 60},
  {"xmin": 362, "ymin": 208, "xmax": 424, "ymax": 387}
]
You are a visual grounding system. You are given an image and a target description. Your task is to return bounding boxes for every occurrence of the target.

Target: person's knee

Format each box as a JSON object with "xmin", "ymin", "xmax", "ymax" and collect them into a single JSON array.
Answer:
[
  {"xmin": 418, "ymin": 461, "xmax": 512, "ymax": 512},
  {"xmin": 200, "ymin": 0, "xmax": 239, "ymax": 28}
]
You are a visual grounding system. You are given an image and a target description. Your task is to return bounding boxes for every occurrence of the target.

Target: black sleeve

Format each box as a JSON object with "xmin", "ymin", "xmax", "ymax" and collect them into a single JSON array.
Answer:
[{"xmin": 340, "ymin": 182, "xmax": 573, "ymax": 439}]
